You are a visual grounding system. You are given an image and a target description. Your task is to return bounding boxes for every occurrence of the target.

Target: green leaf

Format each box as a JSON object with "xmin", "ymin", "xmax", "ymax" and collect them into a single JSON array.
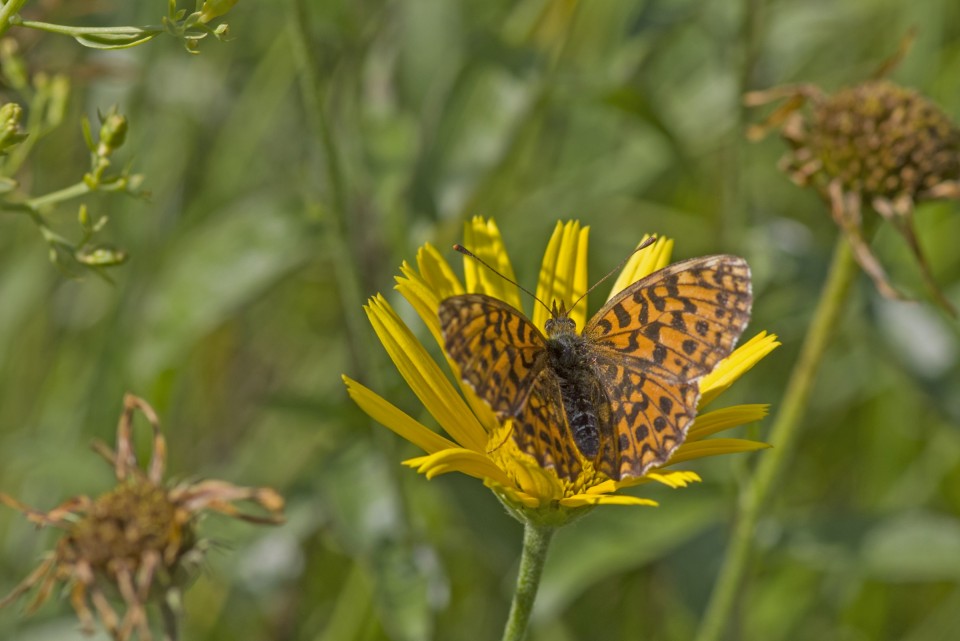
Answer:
[
  {"xmin": 319, "ymin": 443, "xmax": 442, "ymax": 641},
  {"xmin": 73, "ymin": 32, "xmax": 159, "ymax": 50},
  {"xmin": 860, "ymin": 511, "xmax": 960, "ymax": 581},
  {"xmin": 129, "ymin": 201, "xmax": 311, "ymax": 382}
]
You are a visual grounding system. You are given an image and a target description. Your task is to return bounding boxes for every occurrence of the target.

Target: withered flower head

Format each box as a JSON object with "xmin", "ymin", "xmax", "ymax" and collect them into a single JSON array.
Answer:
[
  {"xmin": 0, "ymin": 394, "xmax": 285, "ymax": 641},
  {"xmin": 747, "ymin": 39, "xmax": 960, "ymax": 316}
]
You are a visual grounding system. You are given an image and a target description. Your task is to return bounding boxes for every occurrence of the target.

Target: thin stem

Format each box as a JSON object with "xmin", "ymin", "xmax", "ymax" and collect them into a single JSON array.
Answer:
[
  {"xmin": 26, "ymin": 181, "xmax": 91, "ymax": 209},
  {"xmin": 159, "ymin": 597, "xmax": 180, "ymax": 641},
  {"xmin": 695, "ymin": 235, "xmax": 859, "ymax": 641},
  {"xmin": 501, "ymin": 522, "xmax": 555, "ymax": 641},
  {"xmin": 1, "ymin": 181, "xmax": 91, "ymax": 221},
  {"xmin": 719, "ymin": 0, "xmax": 765, "ymax": 246},
  {"xmin": 287, "ymin": 0, "xmax": 371, "ymax": 379},
  {"xmin": 0, "ymin": 0, "xmax": 29, "ymax": 39}
]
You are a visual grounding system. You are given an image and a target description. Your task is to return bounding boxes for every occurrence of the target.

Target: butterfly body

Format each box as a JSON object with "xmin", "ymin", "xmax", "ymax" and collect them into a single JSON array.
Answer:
[
  {"xmin": 543, "ymin": 315, "xmax": 610, "ymax": 461},
  {"xmin": 439, "ymin": 254, "xmax": 752, "ymax": 481}
]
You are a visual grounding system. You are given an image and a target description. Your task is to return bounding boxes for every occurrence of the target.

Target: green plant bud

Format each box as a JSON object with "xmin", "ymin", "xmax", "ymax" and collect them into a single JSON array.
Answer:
[
  {"xmin": 0, "ymin": 39, "xmax": 28, "ymax": 91},
  {"xmin": 97, "ymin": 112, "xmax": 128, "ymax": 157},
  {"xmin": 0, "ymin": 177, "xmax": 18, "ymax": 194},
  {"xmin": 78, "ymin": 204, "xmax": 91, "ymax": 230},
  {"xmin": 45, "ymin": 74, "xmax": 70, "ymax": 130},
  {"xmin": 75, "ymin": 244, "xmax": 129, "ymax": 267},
  {"xmin": 0, "ymin": 102, "xmax": 21, "ymax": 125},
  {"xmin": 199, "ymin": 0, "xmax": 239, "ymax": 23},
  {"xmin": 0, "ymin": 102, "xmax": 27, "ymax": 154}
]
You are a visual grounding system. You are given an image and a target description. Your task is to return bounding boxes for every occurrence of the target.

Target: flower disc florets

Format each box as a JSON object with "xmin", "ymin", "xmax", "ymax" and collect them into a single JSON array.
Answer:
[
  {"xmin": 0, "ymin": 394, "xmax": 284, "ymax": 641},
  {"xmin": 748, "ymin": 63, "xmax": 960, "ymax": 315},
  {"xmin": 62, "ymin": 480, "xmax": 192, "ymax": 572},
  {"xmin": 782, "ymin": 80, "xmax": 960, "ymax": 201}
]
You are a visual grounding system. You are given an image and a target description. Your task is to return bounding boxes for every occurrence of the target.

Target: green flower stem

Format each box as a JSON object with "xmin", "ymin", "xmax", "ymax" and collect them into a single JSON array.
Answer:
[
  {"xmin": 0, "ymin": 0, "xmax": 29, "ymax": 39},
  {"xmin": 1, "ymin": 181, "xmax": 91, "ymax": 214},
  {"xmin": 159, "ymin": 599, "xmax": 180, "ymax": 641},
  {"xmin": 695, "ymin": 236, "xmax": 858, "ymax": 641},
  {"xmin": 287, "ymin": 0, "xmax": 376, "ymax": 382},
  {"xmin": 13, "ymin": 20, "xmax": 159, "ymax": 38},
  {"xmin": 26, "ymin": 181, "xmax": 91, "ymax": 209},
  {"xmin": 502, "ymin": 522, "xmax": 555, "ymax": 641}
]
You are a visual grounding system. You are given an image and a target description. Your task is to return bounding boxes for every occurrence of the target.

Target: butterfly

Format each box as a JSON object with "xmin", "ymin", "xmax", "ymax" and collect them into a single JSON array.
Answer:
[{"xmin": 438, "ymin": 249, "xmax": 752, "ymax": 481}]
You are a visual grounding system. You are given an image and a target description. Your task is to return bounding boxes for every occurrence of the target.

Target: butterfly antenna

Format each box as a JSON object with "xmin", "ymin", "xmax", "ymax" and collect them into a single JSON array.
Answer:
[
  {"xmin": 453, "ymin": 244, "xmax": 552, "ymax": 313},
  {"xmin": 569, "ymin": 236, "xmax": 658, "ymax": 310}
]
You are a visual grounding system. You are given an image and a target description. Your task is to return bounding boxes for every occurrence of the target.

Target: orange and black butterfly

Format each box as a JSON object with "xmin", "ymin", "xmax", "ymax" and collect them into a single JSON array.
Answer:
[{"xmin": 438, "ymin": 246, "xmax": 752, "ymax": 481}]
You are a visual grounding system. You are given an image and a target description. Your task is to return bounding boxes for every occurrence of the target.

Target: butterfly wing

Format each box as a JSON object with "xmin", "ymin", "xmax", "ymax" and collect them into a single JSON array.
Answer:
[
  {"xmin": 584, "ymin": 255, "xmax": 752, "ymax": 479},
  {"xmin": 439, "ymin": 294, "xmax": 547, "ymax": 415},
  {"xmin": 514, "ymin": 367, "xmax": 584, "ymax": 479},
  {"xmin": 439, "ymin": 294, "xmax": 583, "ymax": 479}
]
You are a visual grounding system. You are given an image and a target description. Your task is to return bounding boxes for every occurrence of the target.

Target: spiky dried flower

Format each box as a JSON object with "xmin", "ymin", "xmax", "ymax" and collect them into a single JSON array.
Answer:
[
  {"xmin": 0, "ymin": 394, "xmax": 285, "ymax": 641},
  {"xmin": 747, "ymin": 40, "xmax": 959, "ymax": 316}
]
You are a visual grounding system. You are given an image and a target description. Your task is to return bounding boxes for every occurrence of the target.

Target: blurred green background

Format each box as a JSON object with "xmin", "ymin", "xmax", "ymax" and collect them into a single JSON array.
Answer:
[{"xmin": 2, "ymin": 1, "xmax": 960, "ymax": 639}]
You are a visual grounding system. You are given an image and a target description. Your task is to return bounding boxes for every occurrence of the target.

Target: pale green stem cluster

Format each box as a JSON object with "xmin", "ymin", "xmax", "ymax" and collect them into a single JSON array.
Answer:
[
  {"xmin": 501, "ymin": 523, "xmax": 555, "ymax": 641},
  {"xmin": 0, "ymin": 1, "xmax": 28, "ymax": 39},
  {"xmin": 0, "ymin": 0, "xmax": 229, "ymax": 51},
  {"xmin": 695, "ymin": 237, "xmax": 859, "ymax": 641}
]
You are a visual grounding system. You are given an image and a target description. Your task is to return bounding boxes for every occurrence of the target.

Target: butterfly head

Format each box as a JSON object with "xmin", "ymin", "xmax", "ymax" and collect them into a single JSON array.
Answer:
[
  {"xmin": 453, "ymin": 236, "xmax": 659, "ymax": 341},
  {"xmin": 544, "ymin": 300, "xmax": 577, "ymax": 337}
]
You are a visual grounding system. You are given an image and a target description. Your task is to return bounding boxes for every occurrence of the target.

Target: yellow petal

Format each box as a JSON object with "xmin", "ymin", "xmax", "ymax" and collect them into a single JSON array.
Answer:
[
  {"xmin": 343, "ymin": 376, "xmax": 457, "ymax": 454},
  {"xmin": 484, "ymin": 480, "xmax": 542, "ymax": 508},
  {"xmin": 364, "ymin": 295, "xmax": 487, "ymax": 452},
  {"xmin": 584, "ymin": 479, "xmax": 619, "ymax": 495},
  {"xmin": 668, "ymin": 438, "xmax": 771, "ymax": 465},
  {"xmin": 688, "ymin": 404, "xmax": 770, "ymax": 441},
  {"xmin": 534, "ymin": 221, "xmax": 590, "ymax": 330},
  {"xmin": 396, "ymin": 260, "xmax": 502, "ymax": 434},
  {"xmin": 404, "ymin": 449, "xmax": 514, "ymax": 486},
  {"xmin": 463, "ymin": 217, "xmax": 523, "ymax": 310},
  {"xmin": 646, "ymin": 470, "xmax": 702, "ymax": 488},
  {"xmin": 699, "ymin": 331, "xmax": 780, "ymax": 407},
  {"xmin": 611, "ymin": 469, "xmax": 701, "ymax": 491},
  {"xmin": 508, "ymin": 455, "xmax": 567, "ymax": 503},
  {"xmin": 607, "ymin": 235, "xmax": 674, "ymax": 299},
  {"xmin": 395, "ymin": 263, "xmax": 443, "ymax": 344},
  {"xmin": 560, "ymin": 494, "xmax": 658, "ymax": 507},
  {"xmin": 416, "ymin": 243, "xmax": 464, "ymax": 301}
]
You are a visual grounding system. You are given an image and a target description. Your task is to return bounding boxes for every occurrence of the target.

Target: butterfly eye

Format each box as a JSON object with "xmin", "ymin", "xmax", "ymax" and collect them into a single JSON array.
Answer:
[{"xmin": 544, "ymin": 316, "xmax": 575, "ymax": 337}]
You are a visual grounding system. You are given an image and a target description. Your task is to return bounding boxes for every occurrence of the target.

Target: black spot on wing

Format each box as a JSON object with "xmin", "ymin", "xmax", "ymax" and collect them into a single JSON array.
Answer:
[{"xmin": 613, "ymin": 304, "xmax": 631, "ymax": 329}]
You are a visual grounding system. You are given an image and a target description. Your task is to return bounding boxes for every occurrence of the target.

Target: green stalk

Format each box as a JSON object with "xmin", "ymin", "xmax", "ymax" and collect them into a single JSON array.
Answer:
[
  {"xmin": 287, "ymin": 0, "xmax": 371, "ymax": 380},
  {"xmin": 0, "ymin": 0, "xmax": 29, "ymax": 39},
  {"xmin": 501, "ymin": 522, "xmax": 555, "ymax": 641},
  {"xmin": 26, "ymin": 181, "xmax": 90, "ymax": 209},
  {"xmin": 695, "ymin": 236, "xmax": 858, "ymax": 641}
]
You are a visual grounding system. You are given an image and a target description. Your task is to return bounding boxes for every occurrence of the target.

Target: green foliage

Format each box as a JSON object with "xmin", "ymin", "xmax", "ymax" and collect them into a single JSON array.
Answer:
[{"xmin": 1, "ymin": 0, "xmax": 960, "ymax": 640}]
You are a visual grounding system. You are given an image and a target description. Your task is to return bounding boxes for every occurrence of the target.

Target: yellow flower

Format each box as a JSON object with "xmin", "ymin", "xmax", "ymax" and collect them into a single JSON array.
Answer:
[{"xmin": 344, "ymin": 218, "xmax": 778, "ymax": 525}]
